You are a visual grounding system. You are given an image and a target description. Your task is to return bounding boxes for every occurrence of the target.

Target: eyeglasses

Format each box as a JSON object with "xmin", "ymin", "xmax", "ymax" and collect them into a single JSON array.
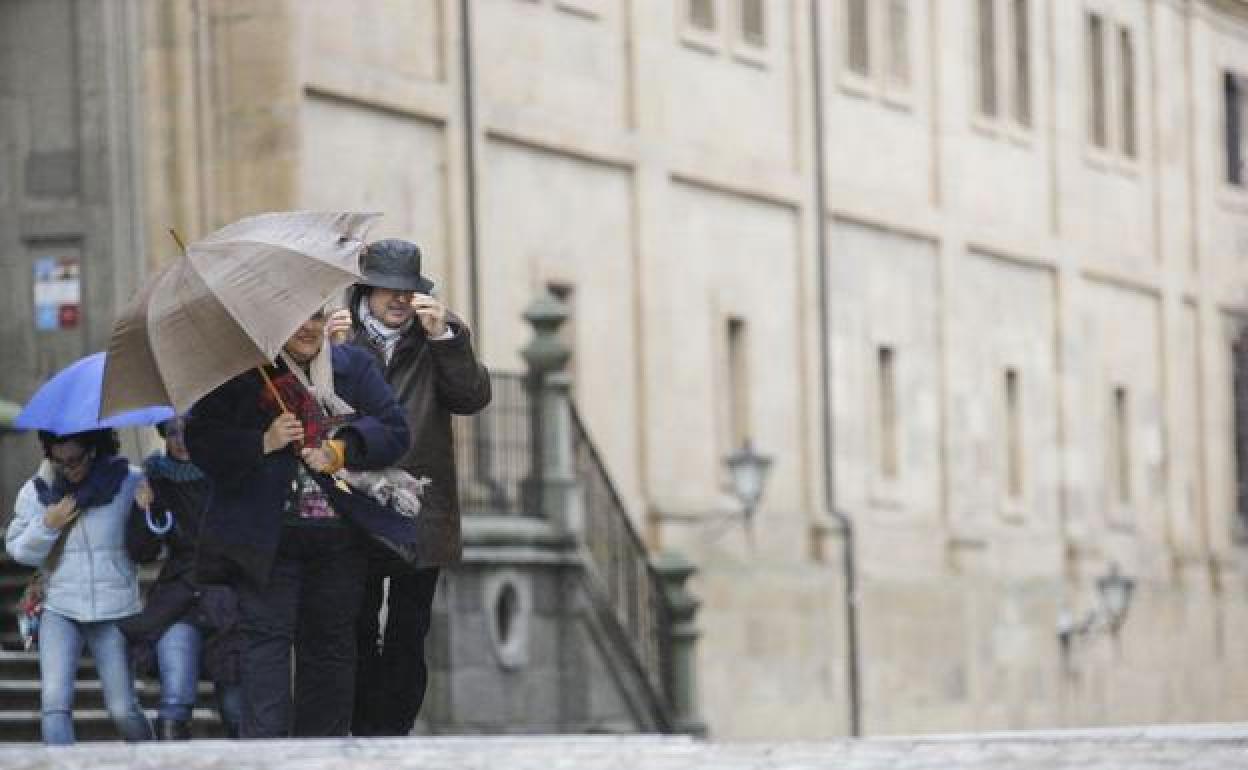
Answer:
[{"xmin": 48, "ymin": 449, "xmax": 93, "ymax": 471}]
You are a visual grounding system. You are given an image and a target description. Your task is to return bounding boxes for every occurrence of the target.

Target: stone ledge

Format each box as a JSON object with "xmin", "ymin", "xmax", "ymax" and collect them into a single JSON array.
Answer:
[{"xmin": 1, "ymin": 726, "xmax": 1246, "ymax": 769}]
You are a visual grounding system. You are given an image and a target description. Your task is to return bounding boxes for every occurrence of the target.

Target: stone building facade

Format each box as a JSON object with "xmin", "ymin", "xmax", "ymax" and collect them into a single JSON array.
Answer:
[{"xmin": 3, "ymin": 0, "xmax": 1248, "ymax": 740}]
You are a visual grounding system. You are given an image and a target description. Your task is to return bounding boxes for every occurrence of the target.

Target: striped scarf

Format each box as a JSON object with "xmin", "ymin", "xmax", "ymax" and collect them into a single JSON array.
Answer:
[{"xmin": 358, "ymin": 296, "xmax": 413, "ymax": 365}]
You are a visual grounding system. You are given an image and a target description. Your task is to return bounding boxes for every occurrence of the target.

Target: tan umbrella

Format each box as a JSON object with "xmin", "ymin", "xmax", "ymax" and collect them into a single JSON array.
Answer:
[{"xmin": 100, "ymin": 210, "xmax": 380, "ymax": 418}]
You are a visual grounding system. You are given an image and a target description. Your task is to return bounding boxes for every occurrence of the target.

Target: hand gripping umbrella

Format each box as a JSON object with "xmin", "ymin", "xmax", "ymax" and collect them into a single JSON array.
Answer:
[{"xmin": 100, "ymin": 211, "xmax": 379, "ymax": 418}]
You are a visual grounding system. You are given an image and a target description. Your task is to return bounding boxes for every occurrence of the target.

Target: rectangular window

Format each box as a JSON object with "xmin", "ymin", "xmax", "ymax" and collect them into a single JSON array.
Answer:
[
  {"xmin": 1087, "ymin": 13, "xmax": 1108, "ymax": 148},
  {"xmin": 741, "ymin": 0, "xmax": 765, "ymax": 47},
  {"xmin": 1010, "ymin": 0, "xmax": 1031, "ymax": 126},
  {"xmin": 846, "ymin": 0, "xmax": 870, "ymax": 76},
  {"xmin": 977, "ymin": 0, "xmax": 998, "ymax": 117},
  {"xmin": 1119, "ymin": 26, "xmax": 1137, "ymax": 158},
  {"xmin": 1112, "ymin": 386, "xmax": 1131, "ymax": 504},
  {"xmin": 1232, "ymin": 328, "xmax": 1248, "ymax": 536},
  {"xmin": 1005, "ymin": 369, "xmax": 1023, "ymax": 498},
  {"xmin": 1227, "ymin": 73, "xmax": 1245, "ymax": 186},
  {"xmin": 887, "ymin": 0, "xmax": 910, "ymax": 86},
  {"xmin": 878, "ymin": 347, "xmax": 899, "ymax": 479},
  {"xmin": 688, "ymin": 0, "xmax": 715, "ymax": 32},
  {"xmin": 726, "ymin": 318, "xmax": 749, "ymax": 451}
]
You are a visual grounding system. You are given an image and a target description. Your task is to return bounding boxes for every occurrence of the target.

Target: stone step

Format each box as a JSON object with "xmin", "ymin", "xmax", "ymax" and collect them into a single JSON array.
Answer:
[
  {"xmin": 0, "ymin": 706, "xmax": 223, "ymax": 743},
  {"xmin": 0, "ymin": 727, "xmax": 1245, "ymax": 769},
  {"xmin": 0, "ymin": 650, "xmax": 96, "ymax": 682},
  {"xmin": 0, "ymin": 678, "xmax": 217, "ymax": 711}
]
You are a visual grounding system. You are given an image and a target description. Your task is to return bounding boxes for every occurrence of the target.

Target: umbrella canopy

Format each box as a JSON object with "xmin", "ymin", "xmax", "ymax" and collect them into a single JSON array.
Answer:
[
  {"xmin": 15, "ymin": 352, "xmax": 174, "ymax": 435},
  {"xmin": 101, "ymin": 210, "xmax": 378, "ymax": 418}
]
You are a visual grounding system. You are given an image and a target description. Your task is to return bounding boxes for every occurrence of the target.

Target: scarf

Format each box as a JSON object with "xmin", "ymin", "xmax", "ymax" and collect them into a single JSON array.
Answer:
[
  {"xmin": 358, "ymin": 295, "xmax": 412, "ymax": 365},
  {"xmin": 143, "ymin": 452, "xmax": 206, "ymax": 483},
  {"xmin": 275, "ymin": 345, "xmax": 425, "ymax": 522},
  {"xmin": 277, "ymin": 346, "xmax": 354, "ymax": 420},
  {"xmin": 33, "ymin": 455, "xmax": 130, "ymax": 509}
]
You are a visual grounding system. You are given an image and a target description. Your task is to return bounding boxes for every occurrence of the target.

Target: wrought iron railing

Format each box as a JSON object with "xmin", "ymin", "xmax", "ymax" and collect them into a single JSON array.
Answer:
[
  {"xmin": 454, "ymin": 372, "xmax": 531, "ymax": 516},
  {"xmin": 454, "ymin": 371, "xmax": 673, "ymax": 720},
  {"xmin": 570, "ymin": 406, "xmax": 672, "ymax": 715}
]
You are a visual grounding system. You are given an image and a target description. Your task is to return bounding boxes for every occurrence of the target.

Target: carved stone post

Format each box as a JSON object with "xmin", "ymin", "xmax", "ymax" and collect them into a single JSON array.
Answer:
[
  {"xmin": 654, "ymin": 550, "xmax": 706, "ymax": 737},
  {"xmin": 520, "ymin": 293, "xmax": 579, "ymax": 531}
]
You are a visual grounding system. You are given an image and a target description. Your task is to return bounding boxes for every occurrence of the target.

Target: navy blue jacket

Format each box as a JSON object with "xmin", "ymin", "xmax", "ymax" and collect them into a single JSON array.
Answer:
[{"xmin": 186, "ymin": 345, "xmax": 412, "ymax": 586}]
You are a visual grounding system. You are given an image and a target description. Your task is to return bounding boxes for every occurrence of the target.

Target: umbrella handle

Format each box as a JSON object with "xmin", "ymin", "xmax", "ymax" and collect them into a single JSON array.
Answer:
[
  {"xmin": 256, "ymin": 366, "xmax": 304, "ymax": 451},
  {"xmin": 257, "ymin": 366, "xmax": 289, "ymax": 412},
  {"xmin": 169, "ymin": 228, "xmax": 187, "ymax": 255},
  {"xmin": 145, "ymin": 506, "xmax": 174, "ymax": 535}
]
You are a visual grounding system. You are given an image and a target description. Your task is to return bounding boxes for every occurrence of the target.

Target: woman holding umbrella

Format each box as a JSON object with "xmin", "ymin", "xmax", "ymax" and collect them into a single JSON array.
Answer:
[
  {"xmin": 6, "ymin": 427, "xmax": 155, "ymax": 745},
  {"xmin": 186, "ymin": 306, "xmax": 411, "ymax": 739}
]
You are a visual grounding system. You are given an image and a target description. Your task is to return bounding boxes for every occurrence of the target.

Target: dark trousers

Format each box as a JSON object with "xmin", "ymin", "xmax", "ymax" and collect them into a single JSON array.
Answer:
[
  {"xmin": 236, "ymin": 525, "xmax": 366, "ymax": 739},
  {"xmin": 352, "ymin": 559, "xmax": 440, "ymax": 736}
]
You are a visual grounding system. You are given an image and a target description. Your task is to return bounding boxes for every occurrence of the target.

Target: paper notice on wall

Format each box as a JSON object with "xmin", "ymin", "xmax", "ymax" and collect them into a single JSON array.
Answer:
[{"xmin": 33, "ymin": 256, "xmax": 81, "ymax": 331}]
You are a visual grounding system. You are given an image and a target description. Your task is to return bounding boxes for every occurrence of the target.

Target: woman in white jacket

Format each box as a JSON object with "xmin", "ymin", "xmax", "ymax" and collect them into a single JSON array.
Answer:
[{"xmin": 6, "ymin": 428, "xmax": 153, "ymax": 745}]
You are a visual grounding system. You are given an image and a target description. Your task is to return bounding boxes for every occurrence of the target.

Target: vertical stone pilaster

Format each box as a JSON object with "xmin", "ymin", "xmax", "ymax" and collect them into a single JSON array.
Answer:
[
  {"xmin": 196, "ymin": 0, "xmax": 300, "ymax": 227},
  {"xmin": 521, "ymin": 292, "xmax": 579, "ymax": 530},
  {"xmin": 539, "ymin": 369, "xmax": 582, "ymax": 532}
]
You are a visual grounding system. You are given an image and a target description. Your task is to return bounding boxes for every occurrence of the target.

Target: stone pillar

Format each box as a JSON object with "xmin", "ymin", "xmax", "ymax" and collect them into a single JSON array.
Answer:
[
  {"xmin": 654, "ymin": 550, "xmax": 706, "ymax": 737},
  {"xmin": 520, "ymin": 293, "xmax": 580, "ymax": 532}
]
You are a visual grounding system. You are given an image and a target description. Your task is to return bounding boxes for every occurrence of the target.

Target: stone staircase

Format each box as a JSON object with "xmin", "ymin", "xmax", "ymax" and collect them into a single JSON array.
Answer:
[{"xmin": 0, "ymin": 554, "xmax": 224, "ymax": 741}]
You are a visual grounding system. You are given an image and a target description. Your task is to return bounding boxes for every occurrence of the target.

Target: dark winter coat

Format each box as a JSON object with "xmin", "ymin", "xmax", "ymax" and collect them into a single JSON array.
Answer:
[
  {"xmin": 122, "ymin": 457, "xmax": 241, "ymax": 682},
  {"xmin": 185, "ymin": 345, "xmax": 412, "ymax": 586},
  {"xmin": 347, "ymin": 305, "xmax": 491, "ymax": 568},
  {"xmin": 125, "ymin": 460, "xmax": 209, "ymax": 586}
]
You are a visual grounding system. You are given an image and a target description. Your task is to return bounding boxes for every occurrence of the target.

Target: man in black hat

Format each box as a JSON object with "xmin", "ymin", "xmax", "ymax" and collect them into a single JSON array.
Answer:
[{"xmin": 328, "ymin": 238, "xmax": 491, "ymax": 735}]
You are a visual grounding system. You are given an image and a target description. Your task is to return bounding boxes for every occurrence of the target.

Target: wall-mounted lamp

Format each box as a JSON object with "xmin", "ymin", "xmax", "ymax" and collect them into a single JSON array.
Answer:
[
  {"xmin": 1057, "ymin": 563, "xmax": 1136, "ymax": 653},
  {"xmin": 655, "ymin": 438, "xmax": 774, "ymax": 531},
  {"xmin": 722, "ymin": 438, "xmax": 773, "ymax": 521}
]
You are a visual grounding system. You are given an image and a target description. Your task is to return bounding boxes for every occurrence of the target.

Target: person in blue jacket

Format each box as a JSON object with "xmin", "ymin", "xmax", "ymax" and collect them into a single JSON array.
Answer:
[
  {"xmin": 185, "ymin": 307, "xmax": 412, "ymax": 739},
  {"xmin": 6, "ymin": 428, "xmax": 154, "ymax": 745}
]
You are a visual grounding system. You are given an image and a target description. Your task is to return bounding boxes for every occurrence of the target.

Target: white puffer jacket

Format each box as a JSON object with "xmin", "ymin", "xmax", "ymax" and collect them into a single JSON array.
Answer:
[{"xmin": 6, "ymin": 461, "xmax": 143, "ymax": 622}]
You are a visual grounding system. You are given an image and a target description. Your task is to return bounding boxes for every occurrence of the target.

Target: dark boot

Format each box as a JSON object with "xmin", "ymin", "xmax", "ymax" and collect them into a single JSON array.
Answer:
[{"xmin": 156, "ymin": 718, "xmax": 192, "ymax": 741}]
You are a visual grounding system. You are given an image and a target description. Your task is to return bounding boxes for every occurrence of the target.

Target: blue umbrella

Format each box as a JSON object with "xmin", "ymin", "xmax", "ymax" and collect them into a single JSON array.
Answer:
[{"xmin": 15, "ymin": 352, "xmax": 174, "ymax": 435}]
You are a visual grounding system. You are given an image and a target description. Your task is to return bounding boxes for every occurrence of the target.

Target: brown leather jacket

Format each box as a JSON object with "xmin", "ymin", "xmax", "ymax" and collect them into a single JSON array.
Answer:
[{"xmin": 348, "ymin": 313, "xmax": 491, "ymax": 567}]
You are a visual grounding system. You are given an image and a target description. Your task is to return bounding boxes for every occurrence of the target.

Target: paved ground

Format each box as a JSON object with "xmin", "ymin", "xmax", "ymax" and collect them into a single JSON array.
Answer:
[{"xmin": 0, "ymin": 725, "xmax": 1245, "ymax": 769}]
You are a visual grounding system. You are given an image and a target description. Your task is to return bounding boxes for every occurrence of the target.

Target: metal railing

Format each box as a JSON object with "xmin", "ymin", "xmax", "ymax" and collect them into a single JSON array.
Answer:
[
  {"xmin": 454, "ymin": 372, "xmax": 532, "ymax": 516},
  {"xmin": 571, "ymin": 406, "xmax": 672, "ymax": 714},
  {"xmin": 453, "ymin": 371, "xmax": 672, "ymax": 717}
]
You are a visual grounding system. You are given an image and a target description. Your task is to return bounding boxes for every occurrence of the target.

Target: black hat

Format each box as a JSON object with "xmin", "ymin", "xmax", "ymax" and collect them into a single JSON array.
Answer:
[{"xmin": 358, "ymin": 239, "xmax": 435, "ymax": 294}]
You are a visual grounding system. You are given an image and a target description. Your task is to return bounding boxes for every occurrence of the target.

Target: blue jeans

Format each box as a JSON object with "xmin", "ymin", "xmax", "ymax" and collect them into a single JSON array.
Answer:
[
  {"xmin": 155, "ymin": 621, "xmax": 202, "ymax": 722},
  {"xmin": 215, "ymin": 681, "xmax": 242, "ymax": 738},
  {"xmin": 39, "ymin": 610, "xmax": 153, "ymax": 745}
]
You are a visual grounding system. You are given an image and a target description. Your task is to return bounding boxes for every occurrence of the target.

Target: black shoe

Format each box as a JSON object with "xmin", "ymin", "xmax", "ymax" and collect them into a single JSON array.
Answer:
[{"xmin": 156, "ymin": 718, "xmax": 192, "ymax": 741}]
